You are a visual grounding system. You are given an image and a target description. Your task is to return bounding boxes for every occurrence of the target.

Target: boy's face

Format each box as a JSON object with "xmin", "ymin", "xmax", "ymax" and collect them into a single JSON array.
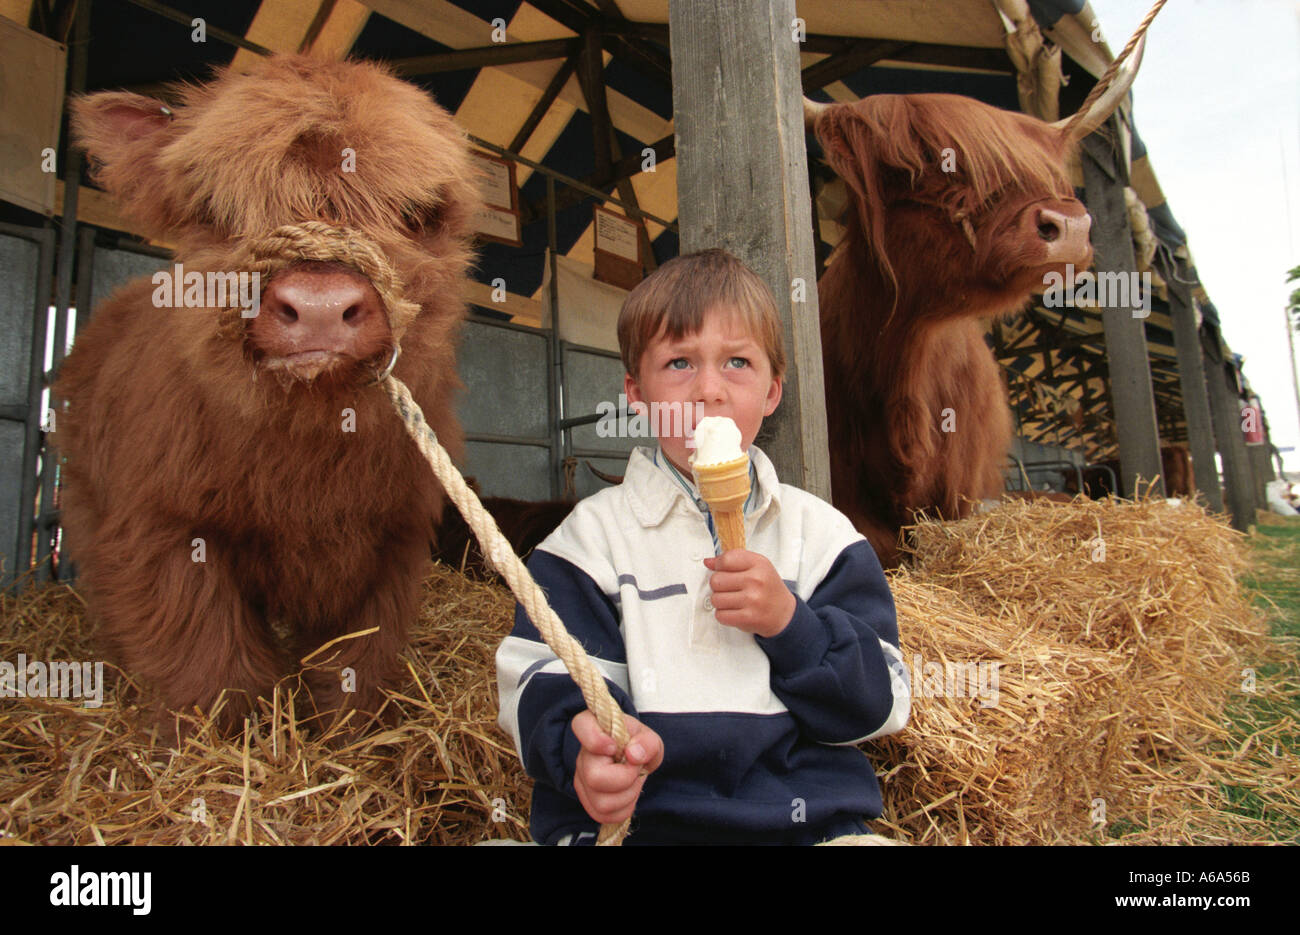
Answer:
[{"xmin": 624, "ymin": 304, "xmax": 782, "ymax": 476}]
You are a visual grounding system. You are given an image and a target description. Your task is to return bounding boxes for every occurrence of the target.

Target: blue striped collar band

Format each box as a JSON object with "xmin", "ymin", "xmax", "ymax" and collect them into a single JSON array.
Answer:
[{"xmin": 653, "ymin": 446, "xmax": 759, "ymax": 517}]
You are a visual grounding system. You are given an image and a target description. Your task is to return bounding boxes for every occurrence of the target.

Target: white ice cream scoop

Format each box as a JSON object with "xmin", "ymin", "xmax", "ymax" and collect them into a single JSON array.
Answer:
[
  {"xmin": 690, "ymin": 416, "xmax": 745, "ymax": 468},
  {"xmin": 689, "ymin": 416, "xmax": 750, "ymax": 552}
]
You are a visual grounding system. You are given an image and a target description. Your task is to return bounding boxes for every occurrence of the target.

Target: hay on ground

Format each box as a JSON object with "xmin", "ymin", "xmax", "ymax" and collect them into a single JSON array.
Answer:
[{"xmin": 0, "ymin": 565, "xmax": 528, "ymax": 845}]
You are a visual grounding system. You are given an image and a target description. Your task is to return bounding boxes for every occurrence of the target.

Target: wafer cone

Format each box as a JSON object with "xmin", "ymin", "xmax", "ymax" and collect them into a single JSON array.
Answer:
[{"xmin": 692, "ymin": 454, "xmax": 750, "ymax": 552}]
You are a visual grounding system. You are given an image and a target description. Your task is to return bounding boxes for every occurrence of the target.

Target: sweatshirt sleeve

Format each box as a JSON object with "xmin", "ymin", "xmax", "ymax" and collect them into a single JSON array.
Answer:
[
  {"xmin": 755, "ymin": 538, "xmax": 910, "ymax": 745},
  {"xmin": 496, "ymin": 547, "xmax": 639, "ymax": 797}
]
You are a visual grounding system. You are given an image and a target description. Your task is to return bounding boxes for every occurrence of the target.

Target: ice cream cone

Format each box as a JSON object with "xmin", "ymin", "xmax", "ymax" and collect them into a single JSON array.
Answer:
[{"xmin": 692, "ymin": 454, "xmax": 750, "ymax": 552}]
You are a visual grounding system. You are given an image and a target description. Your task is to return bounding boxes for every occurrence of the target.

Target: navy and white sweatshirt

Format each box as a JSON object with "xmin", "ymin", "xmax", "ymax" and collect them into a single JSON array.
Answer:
[{"xmin": 495, "ymin": 444, "xmax": 910, "ymax": 845}]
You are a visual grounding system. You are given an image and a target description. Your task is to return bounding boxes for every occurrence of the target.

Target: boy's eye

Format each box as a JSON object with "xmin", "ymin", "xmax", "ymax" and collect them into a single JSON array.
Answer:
[
  {"xmin": 667, "ymin": 358, "xmax": 690, "ymax": 370},
  {"xmin": 726, "ymin": 357, "xmax": 750, "ymax": 369}
]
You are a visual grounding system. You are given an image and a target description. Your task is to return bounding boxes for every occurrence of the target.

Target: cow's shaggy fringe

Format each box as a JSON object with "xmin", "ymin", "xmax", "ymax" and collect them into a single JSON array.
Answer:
[{"xmin": 1, "ymin": 497, "xmax": 1295, "ymax": 845}]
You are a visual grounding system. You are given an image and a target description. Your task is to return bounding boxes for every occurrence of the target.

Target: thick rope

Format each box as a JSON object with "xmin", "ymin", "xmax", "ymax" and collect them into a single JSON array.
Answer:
[
  {"xmin": 383, "ymin": 375, "xmax": 633, "ymax": 846},
  {"xmin": 1061, "ymin": 0, "xmax": 1167, "ymax": 140}
]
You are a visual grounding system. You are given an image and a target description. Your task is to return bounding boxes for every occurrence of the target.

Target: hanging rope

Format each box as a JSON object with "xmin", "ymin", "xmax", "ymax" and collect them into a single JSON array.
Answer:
[{"xmin": 383, "ymin": 375, "xmax": 633, "ymax": 846}]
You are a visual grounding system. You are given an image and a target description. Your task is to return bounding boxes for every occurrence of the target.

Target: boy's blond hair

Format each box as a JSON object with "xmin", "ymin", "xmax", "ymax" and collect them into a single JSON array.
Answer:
[{"xmin": 617, "ymin": 248, "xmax": 787, "ymax": 382}]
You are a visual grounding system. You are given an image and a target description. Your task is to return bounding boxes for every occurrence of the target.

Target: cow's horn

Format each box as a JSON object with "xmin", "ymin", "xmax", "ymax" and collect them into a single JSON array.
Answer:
[
  {"xmin": 803, "ymin": 96, "xmax": 832, "ymax": 128},
  {"xmin": 1052, "ymin": 32, "xmax": 1146, "ymax": 143}
]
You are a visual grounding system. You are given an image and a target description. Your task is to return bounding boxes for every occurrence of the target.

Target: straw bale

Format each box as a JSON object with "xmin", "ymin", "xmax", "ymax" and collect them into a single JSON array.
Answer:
[{"xmin": 863, "ymin": 493, "xmax": 1297, "ymax": 844}]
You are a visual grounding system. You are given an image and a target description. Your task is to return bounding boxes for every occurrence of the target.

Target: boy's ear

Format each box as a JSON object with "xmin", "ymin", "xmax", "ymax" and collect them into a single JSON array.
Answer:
[
  {"xmin": 624, "ymin": 372, "xmax": 643, "ymax": 406},
  {"xmin": 764, "ymin": 375, "xmax": 783, "ymax": 416},
  {"xmin": 70, "ymin": 92, "xmax": 178, "ymax": 234}
]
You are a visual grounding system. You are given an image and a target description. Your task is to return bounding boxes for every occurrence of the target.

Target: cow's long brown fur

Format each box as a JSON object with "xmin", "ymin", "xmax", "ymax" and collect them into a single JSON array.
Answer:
[
  {"xmin": 54, "ymin": 55, "xmax": 479, "ymax": 734},
  {"xmin": 813, "ymin": 94, "xmax": 1087, "ymax": 566}
]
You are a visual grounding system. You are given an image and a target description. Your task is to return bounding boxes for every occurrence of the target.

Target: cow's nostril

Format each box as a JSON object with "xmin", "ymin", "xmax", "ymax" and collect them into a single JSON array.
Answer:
[
  {"xmin": 278, "ymin": 305, "xmax": 299, "ymax": 324},
  {"xmin": 342, "ymin": 305, "xmax": 361, "ymax": 324},
  {"xmin": 1038, "ymin": 221, "xmax": 1060, "ymax": 242}
]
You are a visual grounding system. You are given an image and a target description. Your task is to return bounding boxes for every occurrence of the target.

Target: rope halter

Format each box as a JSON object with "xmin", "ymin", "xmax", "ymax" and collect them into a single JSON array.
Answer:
[{"xmin": 224, "ymin": 221, "xmax": 422, "ymax": 363}]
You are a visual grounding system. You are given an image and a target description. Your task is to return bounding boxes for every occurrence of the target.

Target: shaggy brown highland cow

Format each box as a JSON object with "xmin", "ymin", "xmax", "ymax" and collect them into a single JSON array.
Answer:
[
  {"xmin": 54, "ymin": 55, "xmax": 478, "ymax": 735},
  {"xmin": 804, "ymin": 64, "xmax": 1143, "ymax": 567},
  {"xmin": 808, "ymin": 95, "xmax": 1088, "ymax": 567}
]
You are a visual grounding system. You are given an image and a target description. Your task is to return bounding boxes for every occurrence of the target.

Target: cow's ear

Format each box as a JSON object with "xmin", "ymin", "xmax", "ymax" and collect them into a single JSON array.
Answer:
[
  {"xmin": 814, "ymin": 105, "xmax": 891, "ymax": 243},
  {"xmin": 70, "ymin": 92, "xmax": 175, "ymax": 211},
  {"xmin": 814, "ymin": 106, "xmax": 878, "ymax": 202}
]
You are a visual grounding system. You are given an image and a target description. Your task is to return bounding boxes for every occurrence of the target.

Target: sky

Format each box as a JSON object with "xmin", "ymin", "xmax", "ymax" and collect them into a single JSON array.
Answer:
[{"xmin": 1086, "ymin": 0, "xmax": 1300, "ymax": 474}]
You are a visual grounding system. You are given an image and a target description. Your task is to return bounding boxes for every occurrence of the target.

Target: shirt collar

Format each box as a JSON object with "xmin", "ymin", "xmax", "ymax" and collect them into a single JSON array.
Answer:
[{"xmin": 622, "ymin": 444, "xmax": 782, "ymax": 528}]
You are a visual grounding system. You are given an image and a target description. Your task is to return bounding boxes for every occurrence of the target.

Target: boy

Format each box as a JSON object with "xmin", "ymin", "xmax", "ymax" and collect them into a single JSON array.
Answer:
[{"xmin": 495, "ymin": 248, "xmax": 909, "ymax": 845}]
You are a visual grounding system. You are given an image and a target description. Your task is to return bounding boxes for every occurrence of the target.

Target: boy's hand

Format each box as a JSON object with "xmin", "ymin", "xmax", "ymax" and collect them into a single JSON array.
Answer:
[
  {"xmin": 703, "ymin": 549, "xmax": 797, "ymax": 638},
  {"xmin": 571, "ymin": 711, "xmax": 664, "ymax": 826}
]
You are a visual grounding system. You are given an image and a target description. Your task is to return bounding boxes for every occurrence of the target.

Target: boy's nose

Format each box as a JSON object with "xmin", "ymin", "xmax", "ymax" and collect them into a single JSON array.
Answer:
[{"xmin": 695, "ymin": 366, "xmax": 726, "ymax": 401}]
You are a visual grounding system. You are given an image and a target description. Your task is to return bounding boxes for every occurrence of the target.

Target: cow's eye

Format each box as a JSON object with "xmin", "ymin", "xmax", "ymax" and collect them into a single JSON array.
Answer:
[{"xmin": 400, "ymin": 202, "xmax": 441, "ymax": 236}]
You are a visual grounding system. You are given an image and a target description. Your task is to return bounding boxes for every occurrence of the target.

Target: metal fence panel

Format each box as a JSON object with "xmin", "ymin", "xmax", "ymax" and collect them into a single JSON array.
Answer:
[
  {"xmin": 456, "ymin": 320, "xmax": 548, "ymax": 439},
  {"xmin": 0, "ymin": 232, "xmax": 42, "ymax": 588},
  {"xmin": 456, "ymin": 320, "xmax": 551, "ymax": 499},
  {"xmin": 0, "ymin": 235, "xmax": 38, "ymax": 408},
  {"xmin": 463, "ymin": 440, "xmax": 552, "ymax": 502},
  {"xmin": 1007, "ymin": 436, "xmax": 1085, "ymax": 492},
  {"xmin": 563, "ymin": 347, "xmax": 637, "ymax": 455}
]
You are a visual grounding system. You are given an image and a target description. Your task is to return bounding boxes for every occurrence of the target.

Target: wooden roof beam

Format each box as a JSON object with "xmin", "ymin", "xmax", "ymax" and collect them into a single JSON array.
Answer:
[
  {"xmin": 519, "ymin": 133, "xmax": 674, "ymax": 226},
  {"xmin": 529, "ymin": 0, "xmax": 672, "ymax": 86},
  {"xmin": 609, "ymin": 20, "xmax": 1013, "ymax": 73},
  {"xmin": 303, "ymin": 0, "xmax": 370, "ymax": 59},
  {"xmin": 801, "ymin": 40, "xmax": 913, "ymax": 91},
  {"xmin": 363, "ymin": 0, "xmax": 670, "ymax": 149},
  {"xmin": 576, "ymin": 24, "xmax": 656, "ymax": 270},
  {"xmin": 509, "ymin": 51, "xmax": 580, "ymax": 154},
  {"xmin": 390, "ymin": 38, "xmax": 580, "ymax": 76}
]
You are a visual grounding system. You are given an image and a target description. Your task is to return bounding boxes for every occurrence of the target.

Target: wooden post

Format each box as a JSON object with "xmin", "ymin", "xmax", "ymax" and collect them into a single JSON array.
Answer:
[
  {"xmin": 1164, "ymin": 257, "xmax": 1223, "ymax": 511},
  {"xmin": 1249, "ymin": 407, "xmax": 1276, "ymax": 508},
  {"xmin": 1249, "ymin": 443, "xmax": 1273, "ymax": 508},
  {"xmin": 668, "ymin": 0, "xmax": 829, "ymax": 497},
  {"xmin": 1080, "ymin": 133, "xmax": 1163, "ymax": 497},
  {"xmin": 1202, "ymin": 336, "xmax": 1256, "ymax": 530}
]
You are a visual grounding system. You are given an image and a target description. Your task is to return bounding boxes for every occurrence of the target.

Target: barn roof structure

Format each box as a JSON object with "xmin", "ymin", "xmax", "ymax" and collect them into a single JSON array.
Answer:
[{"xmin": 0, "ymin": 0, "xmax": 1268, "ymax": 570}]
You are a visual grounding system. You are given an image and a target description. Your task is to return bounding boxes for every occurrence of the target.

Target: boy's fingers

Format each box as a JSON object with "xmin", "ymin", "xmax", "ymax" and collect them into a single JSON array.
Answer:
[
  {"xmin": 582, "ymin": 757, "xmax": 646, "ymax": 794},
  {"xmin": 584, "ymin": 773, "xmax": 649, "ymax": 822},
  {"xmin": 571, "ymin": 710, "xmax": 616, "ymax": 755},
  {"xmin": 626, "ymin": 722, "xmax": 665, "ymax": 772},
  {"xmin": 707, "ymin": 549, "xmax": 754, "ymax": 573},
  {"xmin": 712, "ymin": 590, "xmax": 741, "ymax": 610},
  {"xmin": 707, "ymin": 569, "xmax": 747, "ymax": 593}
]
